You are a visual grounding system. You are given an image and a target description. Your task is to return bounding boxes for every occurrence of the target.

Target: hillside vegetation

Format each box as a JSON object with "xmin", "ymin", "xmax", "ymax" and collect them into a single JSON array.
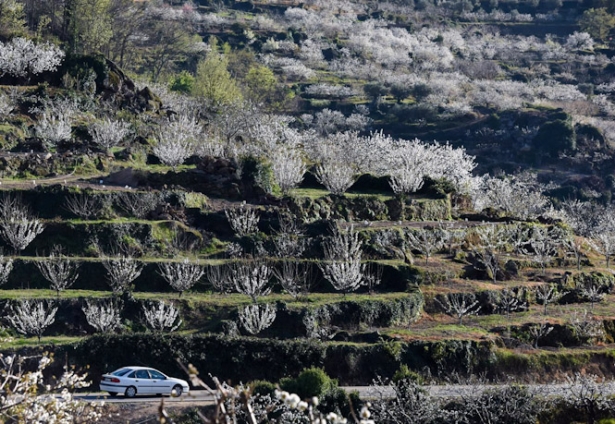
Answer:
[{"xmin": 4, "ymin": 0, "xmax": 615, "ymax": 421}]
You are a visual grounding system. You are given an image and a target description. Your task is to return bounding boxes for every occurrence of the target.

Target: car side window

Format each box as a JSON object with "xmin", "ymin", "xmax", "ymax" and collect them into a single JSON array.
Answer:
[
  {"xmin": 135, "ymin": 370, "xmax": 150, "ymax": 379},
  {"xmin": 149, "ymin": 370, "xmax": 166, "ymax": 380},
  {"xmin": 127, "ymin": 371, "xmax": 136, "ymax": 378}
]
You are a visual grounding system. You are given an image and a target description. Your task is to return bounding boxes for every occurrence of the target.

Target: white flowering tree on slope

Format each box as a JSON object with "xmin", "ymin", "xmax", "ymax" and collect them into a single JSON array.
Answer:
[
  {"xmin": 153, "ymin": 115, "xmax": 202, "ymax": 169},
  {"xmin": 231, "ymin": 260, "xmax": 272, "ymax": 303},
  {"xmin": 0, "ymin": 37, "xmax": 64, "ymax": 79},
  {"xmin": 6, "ymin": 300, "xmax": 57, "ymax": 342},
  {"xmin": 82, "ymin": 299, "xmax": 123, "ymax": 333},
  {"xmin": 88, "ymin": 118, "xmax": 131, "ymax": 152},
  {"xmin": 0, "ymin": 195, "xmax": 45, "ymax": 254},
  {"xmin": 101, "ymin": 254, "xmax": 143, "ymax": 295},
  {"xmin": 319, "ymin": 224, "xmax": 364, "ymax": 295},
  {"xmin": 238, "ymin": 303, "xmax": 277, "ymax": 335},
  {"xmin": 142, "ymin": 300, "xmax": 182, "ymax": 332},
  {"xmin": 158, "ymin": 258, "xmax": 204, "ymax": 297},
  {"xmin": 35, "ymin": 246, "xmax": 80, "ymax": 297},
  {"xmin": 306, "ymin": 131, "xmax": 367, "ymax": 195}
]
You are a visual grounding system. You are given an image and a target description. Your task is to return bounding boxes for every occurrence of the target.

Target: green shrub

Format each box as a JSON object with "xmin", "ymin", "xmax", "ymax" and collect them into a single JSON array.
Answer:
[
  {"xmin": 393, "ymin": 364, "xmax": 424, "ymax": 384},
  {"xmin": 533, "ymin": 119, "xmax": 576, "ymax": 156},
  {"xmin": 279, "ymin": 367, "xmax": 337, "ymax": 399},
  {"xmin": 249, "ymin": 380, "xmax": 277, "ymax": 397},
  {"xmin": 319, "ymin": 387, "xmax": 361, "ymax": 419}
]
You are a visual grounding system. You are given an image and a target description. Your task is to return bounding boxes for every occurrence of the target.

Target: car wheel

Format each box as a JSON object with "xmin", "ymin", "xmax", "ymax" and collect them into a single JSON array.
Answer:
[
  {"xmin": 108, "ymin": 392, "xmax": 118, "ymax": 397},
  {"xmin": 172, "ymin": 384, "xmax": 183, "ymax": 397},
  {"xmin": 125, "ymin": 386, "xmax": 137, "ymax": 398}
]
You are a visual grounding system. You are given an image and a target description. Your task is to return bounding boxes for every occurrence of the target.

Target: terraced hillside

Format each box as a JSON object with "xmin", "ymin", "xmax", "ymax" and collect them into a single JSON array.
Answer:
[{"xmin": 4, "ymin": 1, "xmax": 615, "ymax": 418}]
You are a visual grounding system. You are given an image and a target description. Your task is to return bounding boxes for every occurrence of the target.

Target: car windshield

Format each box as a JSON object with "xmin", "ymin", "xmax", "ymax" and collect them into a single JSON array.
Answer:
[{"xmin": 111, "ymin": 368, "xmax": 132, "ymax": 376}]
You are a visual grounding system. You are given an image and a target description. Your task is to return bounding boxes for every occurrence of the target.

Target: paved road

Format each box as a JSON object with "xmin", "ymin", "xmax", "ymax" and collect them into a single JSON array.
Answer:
[{"xmin": 77, "ymin": 382, "xmax": 613, "ymax": 404}]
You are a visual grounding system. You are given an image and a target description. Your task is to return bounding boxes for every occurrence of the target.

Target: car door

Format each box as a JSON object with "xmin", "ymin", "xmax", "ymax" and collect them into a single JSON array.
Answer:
[
  {"xmin": 131, "ymin": 369, "xmax": 152, "ymax": 395},
  {"xmin": 148, "ymin": 369, "xmax": 173, "ymax": 394}
]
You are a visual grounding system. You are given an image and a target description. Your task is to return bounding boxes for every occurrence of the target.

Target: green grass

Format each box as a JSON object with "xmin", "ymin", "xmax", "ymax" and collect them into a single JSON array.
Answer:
[
  {"xmin": 291, "ymin": 188, "xmax": 395, "ymax": 201},
  {"xmin": 0, "ymin": 335, "xmax": 81, "ymax": 349}
]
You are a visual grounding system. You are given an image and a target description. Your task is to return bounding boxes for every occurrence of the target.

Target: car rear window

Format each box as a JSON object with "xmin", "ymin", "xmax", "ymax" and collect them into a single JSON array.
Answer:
[{"xmin": 111, "ymin": 368, "xmax": 132, "ymax": 376}]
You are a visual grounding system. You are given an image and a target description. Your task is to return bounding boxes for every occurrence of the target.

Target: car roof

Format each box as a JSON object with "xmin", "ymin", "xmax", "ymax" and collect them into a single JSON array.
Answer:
[{"xmin": 109, "ymin": 366, "xmax": 159, "ymax": 373}]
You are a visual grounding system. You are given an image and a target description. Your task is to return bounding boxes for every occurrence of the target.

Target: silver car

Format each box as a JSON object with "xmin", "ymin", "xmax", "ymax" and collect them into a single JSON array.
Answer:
[{"xmin": 99, "ymin": 366, "xmax": 190, "ymax": 398}]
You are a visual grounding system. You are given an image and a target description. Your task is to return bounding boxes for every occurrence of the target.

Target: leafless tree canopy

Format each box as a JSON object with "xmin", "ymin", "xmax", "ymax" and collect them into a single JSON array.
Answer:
[
  {"xmin": 230, "ymin": 260, "xmax": 272, "ymax": 303},
  {"xmin": 205, "ymin": 264, "xmax": 232, "ymax": 294},
  {"xmin": 35, "ymin": 247, "xmax": 80, "ymax": 296},
  {"xmin": 101, "ymin": 255, "xmax": 143, "ymax": 295},
  {"xmin": 64, "ymin": 193, "xmax": 103, "ymax": 220},
  {"xmin": 436, "ymin": 293, "xmax": 481, "ymax": 325},
  {"xmin": 158, "ymin": 258, "xmax": 205, "ymax": 296},
  {"xmin": 272, "ymin": 260, "xmax": 314, "ymax": 299},
  {"xmin": 115, "ymin": 191, "xmax": 161, "ymax": 219}
]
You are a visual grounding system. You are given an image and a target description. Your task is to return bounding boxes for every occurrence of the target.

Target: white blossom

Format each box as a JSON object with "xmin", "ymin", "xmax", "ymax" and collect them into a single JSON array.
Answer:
[{"xmin": 142, "ymin": 300, "xmax": 182, "ymax": 332}]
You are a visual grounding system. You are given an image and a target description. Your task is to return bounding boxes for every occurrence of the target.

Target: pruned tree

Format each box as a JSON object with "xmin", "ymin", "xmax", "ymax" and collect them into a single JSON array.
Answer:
[
  {"xmin": 272, "ymin": 214, "xmax": 305, "ymax": 258},
  {"xmin": 6, "ymin": 300, "xmax": 57, "ymax": 342},
  {"xmin": 101, "ymin": 255, "xmax": 143, "ymax": 295},
  {"xmin": 569, "ymin": 309, "xmax": 605, "ymax": 345},
  {"xmin": 225, "ymin": 203, "xmax": 260, "ymax": 236},
  {"xmin": 436, "ymin": 293, "xmax": 481, "ymax": 325},
  {"xmin": 497, "ymin": 288, "xmax": 528, "ymax": 318},
  {"xmin": 576, "ymin": 279, "xmax": 606, "ymax": 310},
  {"xmin": 362, "ymin": 262, "xmax": 383, "ymax": 294},
  {"xmin": 0, "ymin": 195, "xmax": 45, "ymax": 254},
  {"xmin": 319, "ymin": 224, "xmax": 364, "ymax": 295},
  {"xmin": 438, "ymin": 222, "xmax": 467, "ymax": 255},
  {"xmin": 528, "ymin": 322, "xmax": 554, "ymax": 348},
  {"xmin": 34, "ymin": 247, "xmax": 80, "ymax": 297},
  {"xmin": 63, "ymin": 193, "xmax": 102, "ymax": 220},
  {"xmin": 522, "ymin": 226, "xmax": 561, "ymax": 275},
  {"xmin": 473, "ymin": 225, "xmax": 510, "ymax": 284},
  {"xmin": 272, "ymin": 260, "xmax": 314, "ymax": 300},
  {"xmin": 158, "ymin": 258, "xmax": 204, "ymax": 297},
  {"xmin": 230, "ymin": 260, "xmax": 272, "ymax": 303},
  {"xmin": 237, "ymin": 303, "xmax": 277, "ymax": 335},
  {"xmin": 561, "ymin": 233, "xmax": 588, "ymax": 271},
  {"xmin": 535, "ymin": 284, "xmax": 567, "ymax": 315},
  {"xmin": 88, "ymin": 118, "xmax": 131, "ymax": 152},
  {"xmin": 205, "ymin": 264, "xmax": 232, "ymax": 295},
  {"xmin": 564, "ymin": 373, "xmax": 615, "ymax": 424},
  {"xmin": 142, "ymin": 300, "xmax": 182, "ymax": 332},
  {"xmin": 115, "ymin": 191, "xmax": 160, "ymax": 219},
  {"xmin": 82, "ymin": 299, "xmax": 122, "ymax": 333},
  {"xmin": 405, "ymin": 227, "xmax": 445, "ymax": 264},
  {"xmin": 0, "ymin": 255, "xmax": 13, "ymax": 286},
  {"xmin": 587, "ymin": 231, "xmax": 615, "ymax": 268}
]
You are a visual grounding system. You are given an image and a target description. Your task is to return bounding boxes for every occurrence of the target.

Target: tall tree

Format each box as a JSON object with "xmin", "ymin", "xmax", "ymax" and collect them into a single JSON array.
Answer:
[
  {"xmin": 192, "ymin": 39, "xmax": 242, "ymax": 107},
  {"xmin": 66, "ymin": 0, "xmax": 113, "ymax": 54},
  {"xmin": 579, "ymin": 8, "xmax": 615, "ymax": 43}
]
